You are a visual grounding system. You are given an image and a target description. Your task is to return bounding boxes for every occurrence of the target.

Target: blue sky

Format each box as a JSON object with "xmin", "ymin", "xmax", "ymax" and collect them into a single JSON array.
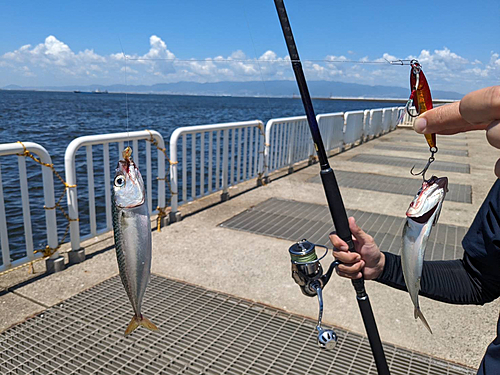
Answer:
[{"xmin": 1, "ymin": 0, "xmax": 499, "ymax": 94}]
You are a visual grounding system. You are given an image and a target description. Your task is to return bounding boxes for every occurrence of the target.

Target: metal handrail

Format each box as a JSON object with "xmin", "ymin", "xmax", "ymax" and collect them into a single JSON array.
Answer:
[
  {"xmin": 317, "ymin": 112, "xmax": 345, "ymax": 154},
  {"xmin": 343, "ymin": 110, "xmax": 365, "ymax": 146},
  {"xmin": 64, "ymin": 130, "xmax": 166, "ymax": 253},
  {"xmin": 264, "ymin": 116, "xmax": 311, "ymax": 179},
  {"xmin": 169, "ymin": 120, "xmax": 264, "ymax": 220},
  {"xmin": 0, "ymin": 142, "xmax": 58, "ymax": 272}
]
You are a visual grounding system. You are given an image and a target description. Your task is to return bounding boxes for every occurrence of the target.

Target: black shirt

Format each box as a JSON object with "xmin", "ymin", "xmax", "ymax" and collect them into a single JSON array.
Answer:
[{"xmin": 376, "ymin": 179, "xmax": 500, "ymax": 374}]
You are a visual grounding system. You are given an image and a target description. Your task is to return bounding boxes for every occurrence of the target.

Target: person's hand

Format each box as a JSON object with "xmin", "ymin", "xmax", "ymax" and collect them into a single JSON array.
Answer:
[
  {"xmin": 329, "ymin": 217, "xmax": 385, "ymax": 280},
  {"xmin": 413, "ymin": 86, "xmax": 500, "ymax": 177}
]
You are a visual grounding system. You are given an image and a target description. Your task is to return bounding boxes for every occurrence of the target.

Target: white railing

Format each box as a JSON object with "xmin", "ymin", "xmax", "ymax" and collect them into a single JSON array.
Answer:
[
  {"xmin": 391, "ymin": 108, "xmax": 399, "ymax": 130},
  {"xmin": 264, "ymin": 116, "xmax": 313, "ymax": 178},
  {"xmin": 399, "ymin": 106, "xmax": 418, "ymax": 127},
  {"xmin": 0, "ymin": 142, "xmax": 59, "ymax": 273},
  {"xmin": 382, "ymin": 108, "xmax": 392, "ymax": 134},
  {"xmin": 368, "ymin": 109, "xmax": 384, "ymax": 138},
  {"xmin": 317, "ymin": 112, "xmax": 345, "ymax": 153},
  {"xmin": 344, "ymin": 110, "xmax": 365, "ymax": 146},
  {"xmin": 169, "ymin": 120, "xmax": 264, "ymax": 220},
  {"xmin": 64, "ymin": 130, "xmax": 166, "ymax": 256},
  {"xmin": 0, "ymin": 105, "xmax": 404, "ymax": 273}
]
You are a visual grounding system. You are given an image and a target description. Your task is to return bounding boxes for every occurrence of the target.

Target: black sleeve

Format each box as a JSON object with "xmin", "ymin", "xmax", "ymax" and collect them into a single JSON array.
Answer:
[{"xmin": 375, "ymin": 251, "xmax": 500, "ymax": 305}]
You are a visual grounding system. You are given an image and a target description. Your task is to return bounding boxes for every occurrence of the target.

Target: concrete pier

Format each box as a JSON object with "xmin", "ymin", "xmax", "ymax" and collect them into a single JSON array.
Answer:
[{"xmin": 0, "ymin": 127, "xmax": 497, "ymax": 372}]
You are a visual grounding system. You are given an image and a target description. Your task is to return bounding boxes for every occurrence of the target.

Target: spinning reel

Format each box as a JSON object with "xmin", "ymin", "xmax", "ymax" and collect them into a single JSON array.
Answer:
[{"xmin": 289, "ymin": 239, "xmax": 340, "ymax": 350}]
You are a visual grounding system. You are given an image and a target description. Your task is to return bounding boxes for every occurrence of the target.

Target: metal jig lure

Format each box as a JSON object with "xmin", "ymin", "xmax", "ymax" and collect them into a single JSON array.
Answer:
[{"xmin": 405, "ymin": 60, "xmax": 438, "ymax": 180}]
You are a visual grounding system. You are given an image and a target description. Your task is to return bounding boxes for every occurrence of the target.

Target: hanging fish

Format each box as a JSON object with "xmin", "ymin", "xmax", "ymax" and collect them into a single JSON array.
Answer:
[
  {"xmin": 112, "ymin": 146, "xmax": 159, "ymax": 336},
  {"xmin": 401, "ymin": 176, "xmax": 448, "ymax": 333}
]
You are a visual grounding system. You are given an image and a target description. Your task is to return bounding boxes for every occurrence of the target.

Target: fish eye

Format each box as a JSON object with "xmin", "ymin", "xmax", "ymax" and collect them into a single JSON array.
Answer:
[{"xmin": 114, "ymin": 175, "xmax": 125, "ymax": 187}]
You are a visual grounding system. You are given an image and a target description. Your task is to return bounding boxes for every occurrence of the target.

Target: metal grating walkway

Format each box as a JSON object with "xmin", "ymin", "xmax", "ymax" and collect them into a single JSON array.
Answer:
[
  {"xmin": 307, "ymin": 171, "xmax": 472, "ymax": 203},
  {"xmin": 220, "ymin": 198, "xmax": 468, "ymax": 261},
  {"xmin": 372, "ymin": 144, "xmax": 468, "ymax": 157},
  {"xmin": 0, "ymin": 275, "xmax": 475, "ymax": 375},
  {"xmin": 378, "ymin": 137, "xmax": 468, "ymax": 148},
  {"xmin": 349, "ymin": 154, "xmax": 470, "ymax": 174}
]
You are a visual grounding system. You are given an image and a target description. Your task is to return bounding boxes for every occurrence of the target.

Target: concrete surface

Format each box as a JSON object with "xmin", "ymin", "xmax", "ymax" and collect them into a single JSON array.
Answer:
[{"xmin": 1, "ymin": 127, "xmax": 498, "ymax": 371}]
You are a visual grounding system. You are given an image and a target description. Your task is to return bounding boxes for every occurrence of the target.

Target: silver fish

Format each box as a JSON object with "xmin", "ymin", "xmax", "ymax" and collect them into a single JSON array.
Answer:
[
  {"xmin": 112, "ymin": 146, "xmax": 158, "ymax": 336},
  {"xmin": 402, "ymin": 176, "xmax": 448, "ymax": 334}
]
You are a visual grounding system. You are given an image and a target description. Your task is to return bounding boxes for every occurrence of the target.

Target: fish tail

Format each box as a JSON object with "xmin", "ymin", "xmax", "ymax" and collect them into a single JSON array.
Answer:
[
  {"xmin": 124, "ymin": 314, "xmax": 159, "ymax": 336},
  {"xmin": 414, "ymin": 307, "xmax": 433, "ymax": 334}
]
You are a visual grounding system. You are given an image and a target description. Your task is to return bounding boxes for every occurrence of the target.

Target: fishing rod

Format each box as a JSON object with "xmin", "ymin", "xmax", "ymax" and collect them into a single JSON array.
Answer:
[{"xmin": 273, "ymin": 1, "xmax": 390, "ymax": 374}]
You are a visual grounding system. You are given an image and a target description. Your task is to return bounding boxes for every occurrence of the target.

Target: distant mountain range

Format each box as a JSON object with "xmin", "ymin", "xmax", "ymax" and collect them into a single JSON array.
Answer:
[{"xmin": 1, "ymin": 80, "xmax": 463, "ymax": 100}]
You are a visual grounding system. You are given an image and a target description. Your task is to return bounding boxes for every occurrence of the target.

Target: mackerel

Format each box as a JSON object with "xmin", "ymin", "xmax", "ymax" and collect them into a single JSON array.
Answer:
[
  {"xmin": 401, "ymin": 176, "xmax": 448, "ymax": 334},
  {"xmin": 112, "ymin": 146, "xmax": 159, "ymax": 336}
]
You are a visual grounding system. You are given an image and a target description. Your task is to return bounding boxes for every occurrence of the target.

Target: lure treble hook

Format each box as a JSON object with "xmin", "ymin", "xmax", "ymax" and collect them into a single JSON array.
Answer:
[{"xmin": 410, "ymin": 146, "xmax": 438, "ymax": 181}]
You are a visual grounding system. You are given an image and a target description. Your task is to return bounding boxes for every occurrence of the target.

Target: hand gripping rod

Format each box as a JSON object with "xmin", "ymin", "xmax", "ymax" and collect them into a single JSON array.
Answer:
[{"xmin": 273, "ymin": 1, "xmax": 390, "ymax": 373}]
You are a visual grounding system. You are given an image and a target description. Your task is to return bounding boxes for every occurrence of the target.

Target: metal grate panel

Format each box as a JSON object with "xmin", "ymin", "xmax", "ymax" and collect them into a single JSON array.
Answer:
[
  {"xmin": 372, "ymin": 144, "xmax": 468, "ymax": 157},
  {"xmin": 379, "ymin": 137, "xmax": 468, "ymax": 148},
  {"xmin": 349, "ymin": 154, "xmax": 470, "ymax": 174},
  {"xmin": 0, "ymin": 275, "xmax": 475, "ymax": 375},
  {"xmin": 220, "ymin": 198, "xmax": 468, "ymax": 261},
  {"xmin": 308, "ymin": 171, "xmax": 472, "ymax": 203}
]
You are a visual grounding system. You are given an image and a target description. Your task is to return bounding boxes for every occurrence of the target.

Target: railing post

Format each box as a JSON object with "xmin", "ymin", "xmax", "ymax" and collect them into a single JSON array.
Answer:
[
  {"xmin": 287, "ymin": 122, "xmax": 297, "ymax": 174},
  {"xmin": 0, "ymin": 162, "xmax": 10, "ymax": 270},
  {"xmin": 169, "ymin": 130, "xmax": 181, "ymax": 223},
  {"xmin": 157, "ymin": 138, "xmax": 167, "ymax": 226},
  {"xmin": 262, "ymin": 120, "xmax": 272, "ymax": 185},
  {"xmin": 221, "ymin": 129, "xmax": 230, "ymax": 201},
  {"xmin": 40, "ymin": 150, "xmax": 63, "ymax": 274},
  {"xmin": 65, "ymin": 140, "xmax": 84, "ymax": 265}
]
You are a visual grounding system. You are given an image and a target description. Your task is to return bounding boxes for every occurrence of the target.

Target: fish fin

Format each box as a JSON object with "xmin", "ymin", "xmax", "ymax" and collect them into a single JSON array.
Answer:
[
  {"xmin": 139, "ymin": 316, "xmax": 159, "ymax": 332},
  {"xmin": 414, "ymin": 307, "xmax": 433, "ymax": 334},
  {"xmin": 124, "ymin": 315, "xmax": 159, "ymax": 336}
]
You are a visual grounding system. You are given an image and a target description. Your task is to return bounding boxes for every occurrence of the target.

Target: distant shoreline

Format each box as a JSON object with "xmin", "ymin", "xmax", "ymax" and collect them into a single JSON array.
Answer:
[
  {"xmin": 0, "ymin": 88, "xmax": 457, "ymax": 103},
  {"xmin": 313, "ymin": 96, "xmax": 456, "ymax": 103}
]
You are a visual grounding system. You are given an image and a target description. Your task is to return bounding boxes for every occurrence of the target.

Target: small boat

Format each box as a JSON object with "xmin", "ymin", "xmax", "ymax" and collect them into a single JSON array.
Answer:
[{"xmin": 93, "ymin": 89, "xmax": 108, "ymax": 94}]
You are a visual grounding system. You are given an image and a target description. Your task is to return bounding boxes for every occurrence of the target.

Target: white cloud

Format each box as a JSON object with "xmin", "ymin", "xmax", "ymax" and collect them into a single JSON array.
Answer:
[{"xmin": 0, "ymin": 35, "xmax": 498, "ymax": 93}]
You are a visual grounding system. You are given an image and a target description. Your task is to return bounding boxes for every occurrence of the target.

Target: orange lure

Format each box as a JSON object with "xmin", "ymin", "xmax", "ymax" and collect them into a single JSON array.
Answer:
[{"xmin": 409, "ymin": 60, "xmax": 436, "ymax": 150}]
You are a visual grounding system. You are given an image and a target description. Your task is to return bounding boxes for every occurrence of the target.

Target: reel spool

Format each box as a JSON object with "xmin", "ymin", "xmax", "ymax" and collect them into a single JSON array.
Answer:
[{"xmin": 289, "ymin": 239, "xmax": 329, "ymax": 296}]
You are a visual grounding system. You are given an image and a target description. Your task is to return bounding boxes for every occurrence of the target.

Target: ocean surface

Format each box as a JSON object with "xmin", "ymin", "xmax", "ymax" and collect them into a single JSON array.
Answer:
[{"xmin": 0, "ymin": 89, "xmax": 401, "ymax": 263}]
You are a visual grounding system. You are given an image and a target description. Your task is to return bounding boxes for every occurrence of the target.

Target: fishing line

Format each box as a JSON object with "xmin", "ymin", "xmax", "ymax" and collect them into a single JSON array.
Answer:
[
  {"xmin": 119, "ymin": 38, "xmax": 130, "ymax": 146},
  {"xmin": 125, "ymin": 57, "xmax": 398, "ymax": 64}
]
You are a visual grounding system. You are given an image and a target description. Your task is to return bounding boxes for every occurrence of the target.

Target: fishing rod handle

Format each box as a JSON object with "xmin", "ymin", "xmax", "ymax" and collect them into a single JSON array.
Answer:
[{"xmin": 320, "ymin": 168, "xmax": 353, "ymax": 245}]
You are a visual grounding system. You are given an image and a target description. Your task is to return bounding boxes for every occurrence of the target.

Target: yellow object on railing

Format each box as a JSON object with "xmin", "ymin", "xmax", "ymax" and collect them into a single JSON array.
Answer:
[{"xmin": 145, "ymin": 130, "xmax": 176, "ymax": 232}]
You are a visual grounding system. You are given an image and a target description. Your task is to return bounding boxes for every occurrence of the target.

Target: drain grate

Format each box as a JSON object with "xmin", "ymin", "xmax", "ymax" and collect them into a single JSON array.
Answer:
[
  {"xmin": 372, "ymin": 144, "xmax": 468, "ymax": 157},
  {"xmin": 379, "ymin": 137, "xmax": 468, "ymax": 148},
  {"xmin": 220, "ymin": 198, "xmax": 468, "ymax": 261},
  {"xmin": 349, "ymin": 154, "xmax": 470, "ymax": 174},
  {"xmin": 307, "ymin": 171, "xmax": 472, "ymax": 203},
  {"xmin": 0, "ymin": 275, "xmax": 475, "ymax": 375}
]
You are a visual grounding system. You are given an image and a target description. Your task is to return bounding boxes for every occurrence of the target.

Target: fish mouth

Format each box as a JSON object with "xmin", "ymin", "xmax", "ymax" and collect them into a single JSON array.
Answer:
[
  {"xmin": 409, "ymin": 202, "xmax": 439, "ymax": 224},
  {"xmin": 428, "ymin": 176, "xmax": 449, "ymax": 191}
]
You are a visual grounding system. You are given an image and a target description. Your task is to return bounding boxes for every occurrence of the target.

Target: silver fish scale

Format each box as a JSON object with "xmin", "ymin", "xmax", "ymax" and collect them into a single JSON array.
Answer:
[
  {"xmin": 111, "ymin": 187, "xmax": 152, "ymax": 320},
  {"xmin": 112, "ymin": 196, "xmax": 133, "ymax": 311}
]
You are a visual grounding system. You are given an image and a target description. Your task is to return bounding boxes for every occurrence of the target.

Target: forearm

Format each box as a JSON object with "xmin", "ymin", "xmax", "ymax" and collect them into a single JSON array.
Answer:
[{"xmin": 375, "ymin": 252, "xmax": 498, "ymax": 305}]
